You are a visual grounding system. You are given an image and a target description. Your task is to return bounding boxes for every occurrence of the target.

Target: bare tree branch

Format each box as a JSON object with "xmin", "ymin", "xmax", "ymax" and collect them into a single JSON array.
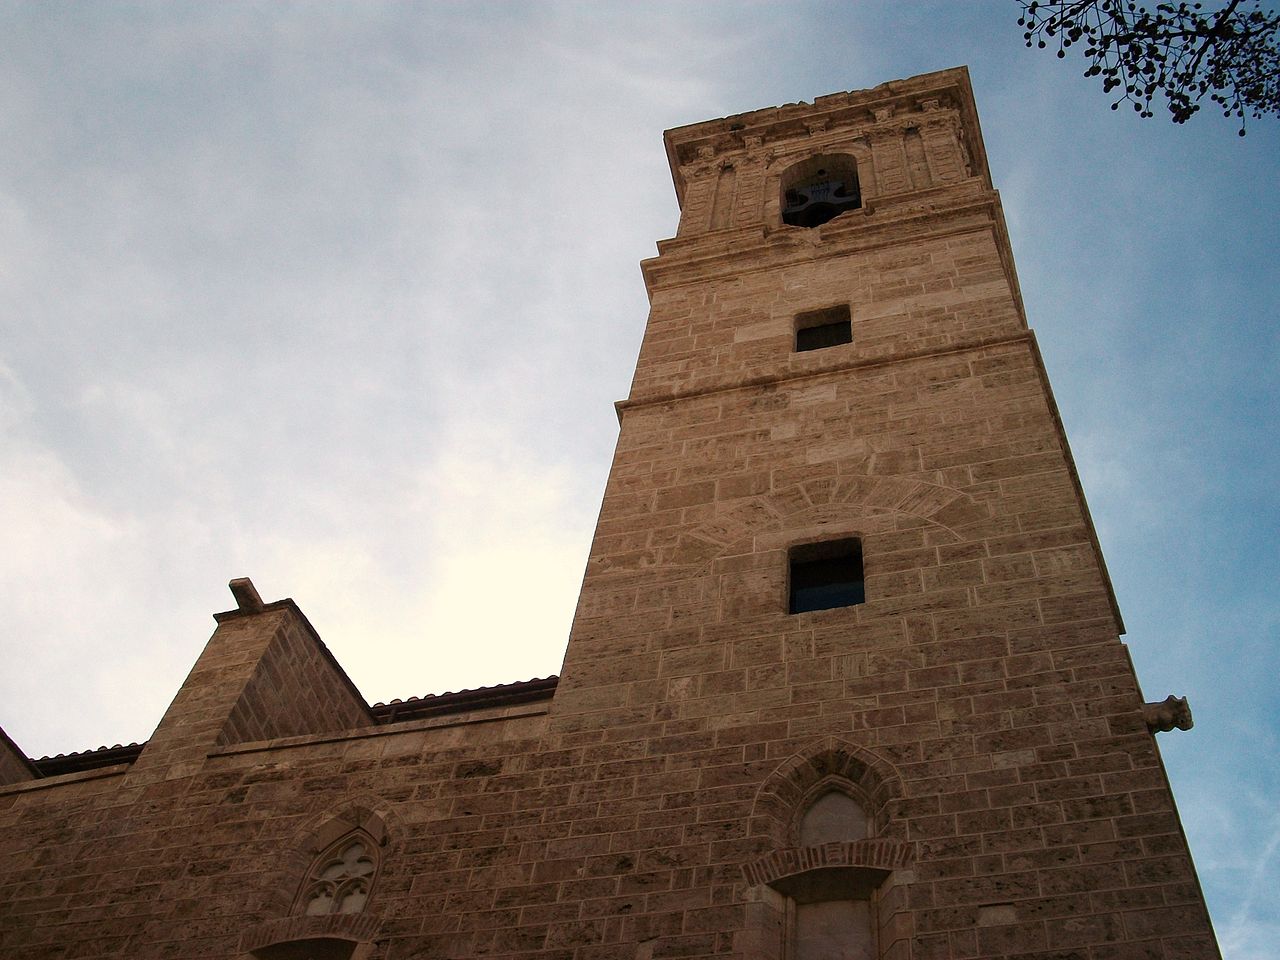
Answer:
[{"xmin": 1017, "ymin": 0, "xmax": 1280, "ymax": 134}]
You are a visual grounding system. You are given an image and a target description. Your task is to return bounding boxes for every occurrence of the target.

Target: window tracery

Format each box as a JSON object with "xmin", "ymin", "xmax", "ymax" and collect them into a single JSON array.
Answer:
[
  {"xmin": 296, "ymin": 830, "xmax": 379, "ymax": 917},
  {"xmin": 242, "ymin": 802, "xmax": 389, "ymax": 960}
]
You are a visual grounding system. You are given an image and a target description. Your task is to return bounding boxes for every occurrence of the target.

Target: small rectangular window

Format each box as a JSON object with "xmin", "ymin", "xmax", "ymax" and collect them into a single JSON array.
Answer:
[
  {"xmin": 795, "ymin": 304, "xmax": 852, "ymax": 352},
  {"xmin": 789, "ymin": 538, "xmax": 865, "ymax": 614}
]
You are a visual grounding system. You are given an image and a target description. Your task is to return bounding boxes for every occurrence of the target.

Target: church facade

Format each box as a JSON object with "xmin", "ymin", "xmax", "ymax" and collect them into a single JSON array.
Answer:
[{"xmin": 0, "ymin": 68, "xmax": 1219, "ymax": 960}]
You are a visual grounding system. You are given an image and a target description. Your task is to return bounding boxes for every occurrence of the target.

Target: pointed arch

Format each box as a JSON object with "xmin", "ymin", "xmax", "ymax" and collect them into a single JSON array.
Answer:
[
  {"xmin": 275, "ymin": 798, "xmax": 399, "ymax": 916},
  {"xmin": 749, "ymin": 738, "xmax": 906, "ymax": 846},
  {"xmin": 738, "ymin": 741, "xmax": 914, "ymax": 960},
  {"xmin": 239, "ymin": 797, "xmax": 400, "ymax": 960},
  {"xmin": 298, "ymin": 802, "xmax": 394, "ymax": 862}
]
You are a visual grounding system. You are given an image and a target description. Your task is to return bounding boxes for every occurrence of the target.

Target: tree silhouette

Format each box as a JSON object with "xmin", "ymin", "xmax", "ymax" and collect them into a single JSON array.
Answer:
[{"xmin": 1017, "ymin": 0, "xmax": 1280, "ymax": 134}]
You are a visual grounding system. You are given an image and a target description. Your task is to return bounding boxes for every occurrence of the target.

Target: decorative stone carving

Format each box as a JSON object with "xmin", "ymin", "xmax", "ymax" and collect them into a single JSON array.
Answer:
[
  {"xmin": 916, "ymin": 112, "xmax": 970, "ymax": 181},
  {"xmin": 1143, "ymin": 694, "xmax": 1194, "ymax": 733},
  {"xmin": 296, "ymin": 831, "xmax": 380, "ymax": 917},
  {"xmin": 865, "ymin": 127, "xmax": 910, "ymax": 196},
  {"xmin": 733, "ymin": 156, "xmax": 767, "ymax": 226},
  {"xmin": 679, "ymin": 147, "xmax": 726, "ymax": 183}
]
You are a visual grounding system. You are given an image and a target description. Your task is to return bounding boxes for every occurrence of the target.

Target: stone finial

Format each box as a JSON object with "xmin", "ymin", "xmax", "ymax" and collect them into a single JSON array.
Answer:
[
  {"xmin": 228, "ymin": 577, "xmax": 265, "ymax": 613},
  {"xmin": 1143, "ymin": 695, "xmax": 1193, "ymax": 733}
]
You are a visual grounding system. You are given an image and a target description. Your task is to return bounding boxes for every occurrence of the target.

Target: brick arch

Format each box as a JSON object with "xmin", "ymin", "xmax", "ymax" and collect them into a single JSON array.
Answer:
[
  {"xmin": 672, "ymin": 475, "xmax": 987, "ymax": 572},
  {"xmin": 742, "ymin": 839, "xmax": 913, "ymax": 890},
  {"xmin": 239, "ymin": 914, "xmax": 380, "ymax": 960},
  {"xmin": 750, "ymin": 738, "xmax": 907, "ymax": 846}
]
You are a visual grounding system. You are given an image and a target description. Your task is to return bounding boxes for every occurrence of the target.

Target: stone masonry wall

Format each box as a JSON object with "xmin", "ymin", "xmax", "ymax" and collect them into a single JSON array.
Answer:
[
  {"xmin": 0, "ymin": 701, "xmax": 553, "ymax": 958},
  {"xmin": 217, "ymin": 609, "xmax": 374, "ymax": 748}
]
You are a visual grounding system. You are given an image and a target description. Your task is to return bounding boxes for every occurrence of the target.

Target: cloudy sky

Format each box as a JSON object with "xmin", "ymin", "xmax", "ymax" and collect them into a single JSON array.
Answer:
[{"xmin": 1, "ymin": 2, "xmax": 1276, "ymax": 953}]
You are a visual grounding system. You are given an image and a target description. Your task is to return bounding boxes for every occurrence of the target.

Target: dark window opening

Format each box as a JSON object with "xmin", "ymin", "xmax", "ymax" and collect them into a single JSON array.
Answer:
[
  {"xmin": 782, "ymin": 163, "xmax": 861, "ymax": 229},
  {"xmin": 795, "ymin": 304, "xmax": 852, "ymax": 352},
  {"xmin": 790, "ymin": 539, "xmax": 865, "ymax": 614}
]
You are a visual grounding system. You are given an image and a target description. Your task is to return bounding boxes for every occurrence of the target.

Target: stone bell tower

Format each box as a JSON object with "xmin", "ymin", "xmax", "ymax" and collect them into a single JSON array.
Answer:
[{"xmin": 549, "ymin": 67, "xmax": 1220, "ymax": 959}]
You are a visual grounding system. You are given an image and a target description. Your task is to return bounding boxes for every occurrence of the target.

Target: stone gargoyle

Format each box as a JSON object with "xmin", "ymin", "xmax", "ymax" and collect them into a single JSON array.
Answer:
[{"xmin": 1143, "ymin": 694, "xmax": 1194, "ymax": 734}]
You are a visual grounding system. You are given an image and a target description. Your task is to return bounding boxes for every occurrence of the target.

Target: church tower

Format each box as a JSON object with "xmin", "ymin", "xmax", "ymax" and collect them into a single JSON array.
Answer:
[{"xmin": 550, "ymin": 67, "xmax": 1219, "ymax": 958}]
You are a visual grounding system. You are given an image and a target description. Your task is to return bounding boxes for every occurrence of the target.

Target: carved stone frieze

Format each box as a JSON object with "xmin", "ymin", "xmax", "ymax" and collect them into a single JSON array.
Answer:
[{"xmin": 679, "ymin": 152, "xmax": 728, "ymax": 182}]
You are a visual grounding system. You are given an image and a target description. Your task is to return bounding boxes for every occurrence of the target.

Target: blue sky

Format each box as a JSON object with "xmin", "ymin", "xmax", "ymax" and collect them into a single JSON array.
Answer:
[{"xmin": 1, "ymin": 2, "xmax": 1275, "ymax": 954}]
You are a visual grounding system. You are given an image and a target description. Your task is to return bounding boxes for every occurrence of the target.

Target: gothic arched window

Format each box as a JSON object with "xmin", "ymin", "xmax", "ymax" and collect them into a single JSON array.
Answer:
[
  {"xmin": 295, "ymin": 830, "xmax": 379, "ymax": 917},
  {"xmin": 241, "ymin": 808, "xmax": 388, "ymax": 960},
  {"xmin": 743, "ymin": 746, "xmax": 910, "ymax": 960}
]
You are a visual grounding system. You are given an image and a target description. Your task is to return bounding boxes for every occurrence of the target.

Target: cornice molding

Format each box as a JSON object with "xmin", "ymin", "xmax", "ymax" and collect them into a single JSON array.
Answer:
[{"xmin": 663, "ymin": 67, "xmax": 989, "ymax": 207}]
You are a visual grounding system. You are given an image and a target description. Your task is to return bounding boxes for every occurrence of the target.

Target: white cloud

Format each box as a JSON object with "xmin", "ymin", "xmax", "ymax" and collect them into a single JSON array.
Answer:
[{"xmin": 240, "ymin": 416, "xmax": 595, "ymax": 704}]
